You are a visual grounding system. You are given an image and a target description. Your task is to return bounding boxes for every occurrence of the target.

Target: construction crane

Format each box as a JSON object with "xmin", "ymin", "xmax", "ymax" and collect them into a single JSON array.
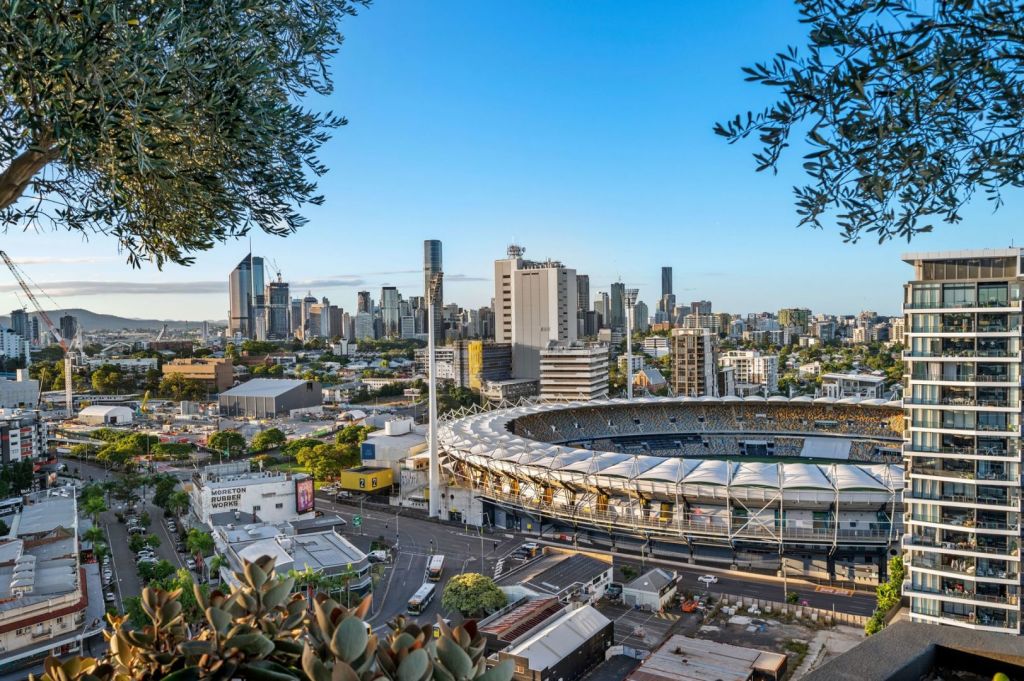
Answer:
[{"xmin": 0, "ymin": 250, "xmax": 74, "ymax": 418}]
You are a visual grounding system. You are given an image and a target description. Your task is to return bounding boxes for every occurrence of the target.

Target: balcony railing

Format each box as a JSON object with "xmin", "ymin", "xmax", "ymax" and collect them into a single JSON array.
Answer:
[
  {"xmin": 905, "ymin": 350, "xmax": 1018, "ymax": 359},
  {"xmin": 912, "ymin": 373, "xmax": 1017, "ymax": 383},
  {"xmin": 904, "ymin": 583, "xmax": 1017, "ymax": 606},
  {"xmin": 907, "ymin": 556, "xmax": 1017, "ymax": 580},
  {"xmin": 904, "ymin": 535, "xmax": 1016, "ymax": 556},
  {"xmin": 908, "ymin": 513, "xmax": 1020, "ymax": 531},
  {"xmin": 904, "ymin": 299, "xmax": 1022, "ymax": 310},
  {"xmin": 905, "ymin": 445, "xmax": 1019, "ymax": 458}
]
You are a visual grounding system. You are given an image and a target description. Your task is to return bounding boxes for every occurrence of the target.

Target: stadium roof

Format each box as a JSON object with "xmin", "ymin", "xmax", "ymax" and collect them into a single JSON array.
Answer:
[
  {"xmin": 439, "ymin": 396, "xmax": 904, "ymax": 495},
  {"xmin": 220, "ymin": 378, "xmax": 309, "ymax": 397}
]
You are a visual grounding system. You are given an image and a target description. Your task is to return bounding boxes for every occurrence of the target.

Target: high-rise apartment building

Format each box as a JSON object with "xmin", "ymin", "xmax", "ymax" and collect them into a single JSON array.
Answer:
[
  {"xmin": 300, "ymin": 293, "xmax": 317, "ymax": 340},
  {"xmin": 424, "ymin": 240, "xmax": 444, "ymax": 345},
  {"xmin": 718, "ymin": 349, "xmax": 778, "ymax": 395},
  {"xmin": 671, "ymin": 327, "xmax": 718, "ymax": 397},
  {"xmin": 354, "ymin": 312, "xmax": 375, "ymax": 340},
  {"xmin": 902, "ymin": 248, "xmax": 1023, "ymax": 634},
  {"xmin": 778, "ymin": 307, "xmax": 812, "ymax": 333},
  {"xmin": 610, "ymin": 282, "xmax": 625, "ymax": 330},
  {"xmin": 228, "ymin": 254, "xmax": 265, "ymax": 338},
  {"xmin": 58, "ymin": 314, "xmax": 77, "ymax": 343},
  {"xmin": 594, "ymin": 293, "xmax": 609, "ymax": 327},
  {"xmin": 290, "ymin": 298, "xmax": 302, "ymax": 336},
  {"xmin": 633, "ymin": 300, "xmax": 650, "ymax": 333},
  {"xmin": 493, "ymin": 245, "xmax": 578, "ymax": 379},
  {"xmin": 690, "ymin": 300, "xmax": 712, "ymax": 316},
  {"xmin": 9, "ymin": 309, "xmax": 28, "ymax": 342},
  {"xmin": 539, "ymin": 343, "xmax": 609, "ymax": 402},
  {"xmin": 266, "ymin": 278, "xmax": 291, "ymax": 339}
]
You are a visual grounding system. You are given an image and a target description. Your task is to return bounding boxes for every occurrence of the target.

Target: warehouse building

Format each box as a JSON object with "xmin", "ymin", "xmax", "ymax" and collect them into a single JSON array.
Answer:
[
  {"xmin": 499, "ymin": 604, "xmax": 613, "ymax": 681},
  {"xmin": 77, "ymin": 405, "xmax": 133, "ymax": 426},
  {"xmin": 622, "ymin": 568, "xmax": 677, "ymax": 610},
  {"xmin": 628, "ymin": 635, "xmax": 787, "ymax": 681},
  {"xmin": 218, "ymin": 378, "xmax": 322, "ymax": 418}
]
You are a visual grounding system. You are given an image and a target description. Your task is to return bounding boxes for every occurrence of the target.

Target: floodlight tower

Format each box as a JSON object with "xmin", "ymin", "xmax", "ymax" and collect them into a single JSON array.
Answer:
[
  {"xmin": 427, "ymin": 271, "xmax": 444, "ymax": 518},
  {"xmin": 624, "ymin": 288, "xmax": 639, "ymax": 399}
]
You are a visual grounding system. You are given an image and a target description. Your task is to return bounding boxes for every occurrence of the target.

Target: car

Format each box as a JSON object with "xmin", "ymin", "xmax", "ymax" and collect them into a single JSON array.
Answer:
[
  {"xmin": 367, "ymin": 550, "xmax": 389, "ymax": 563},
  {"xmin": 102, "ymin": 570, "xmax": 113, "ymax": 581},
  {"xmin": 521, "ymin": 542, "xmax": 539, "ymax": 551},
  {"xmin": 104, "ymin": 592, "xmax": 116, "ymax": 604},
  {"xmin": 138, "ymin": 556, "xmax": 158, "ymax": 565},
  {"xmin": 185, "ymin": 559, "xmax": 197, "ymax": 571},
  {"xmin": 137, "ymin": 551, "xmax": 156, "ymax": 559},
  {"xmin": 605, "ymin": 583, "xmax": 623, "ymax": 600},
  {"xmin": 697, "ymin": 575, "xmax": 718, "ymax": 586},
  {"xmin": 128, "ymin": 527, "xmax": 146, "ymax": 535},
  {"xmin": 175, "ymin": 542, "xmax": 185, "ymax": 552}
]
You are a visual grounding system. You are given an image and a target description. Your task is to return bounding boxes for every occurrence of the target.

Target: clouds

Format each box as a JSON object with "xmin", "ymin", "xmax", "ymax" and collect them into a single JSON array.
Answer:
[{"xmin": 0, "ymin": 280, "xmax": 223, "ymax": 296}]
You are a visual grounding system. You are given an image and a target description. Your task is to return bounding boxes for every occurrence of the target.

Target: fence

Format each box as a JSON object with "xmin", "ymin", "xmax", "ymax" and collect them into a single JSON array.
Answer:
[{"xmin": 708, "ymin": 592, "xmax": 870, "ymax": 628}]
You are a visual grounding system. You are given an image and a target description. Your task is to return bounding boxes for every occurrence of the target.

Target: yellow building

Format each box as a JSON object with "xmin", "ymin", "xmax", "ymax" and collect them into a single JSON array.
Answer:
[
  {"xmin": 339, "ymin": 466, "xmax": 394, "ymax": 493},
  {"xmin": 162, "ymin": 357, "xmax": 234, "ymax": 392}
]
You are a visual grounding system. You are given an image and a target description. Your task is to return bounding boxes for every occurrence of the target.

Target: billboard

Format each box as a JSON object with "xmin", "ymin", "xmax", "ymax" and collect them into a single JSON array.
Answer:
[
  {"xmin": 295, "ymin": 478, "xmax": 315, "ymax": 514},
  {"xmin": 361, "ymin": 442, "xmax": 376, "ymax": 460}
]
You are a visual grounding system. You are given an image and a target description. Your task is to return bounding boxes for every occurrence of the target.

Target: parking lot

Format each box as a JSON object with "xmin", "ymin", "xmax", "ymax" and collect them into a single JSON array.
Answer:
[{"xmin": 596, "ymin": 601, "xmax": 687, "ymax": 651}]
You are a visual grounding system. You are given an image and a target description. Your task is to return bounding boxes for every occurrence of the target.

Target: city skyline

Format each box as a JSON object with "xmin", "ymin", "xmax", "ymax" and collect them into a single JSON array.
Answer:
[{"xmin": 1, "ymin": 0, "xmax": 1023, "ymax": 320}]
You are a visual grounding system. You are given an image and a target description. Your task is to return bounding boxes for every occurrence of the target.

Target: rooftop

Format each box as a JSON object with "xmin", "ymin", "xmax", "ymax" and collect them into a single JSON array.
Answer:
[
  {"xmin": 504, "ymin": 605, "xmax": 611, "ymax": 671},
  {"xmin": 902, "ymin": 248, "xmax": 1023, "ymax": 264},
  {"xmin": 17, "ymin": 495, "xmax": 76, "ymax": 537},
  {"xmin": 480, "ymin": 598, "xmax": 564, "ymax": 643},
  {"xmin": 624, "ymin": 568, "xmax": 675, "ymax": 594},
  {"xmin": 220, "ymin": 378, "xmax": 312, "ymax": 398},
  {"xmin": 629, "ymin": 635, "xmax": 787, "ymax": 681},
  {"xmin": 500, "ymin": 552, "xmax": 610, "ymax": 596}
]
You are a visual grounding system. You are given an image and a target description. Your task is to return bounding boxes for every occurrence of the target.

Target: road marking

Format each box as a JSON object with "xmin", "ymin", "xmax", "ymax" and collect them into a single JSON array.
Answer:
[{"xmin": 814, "ymin": 585, "xmax": 854, "ymax": 596}]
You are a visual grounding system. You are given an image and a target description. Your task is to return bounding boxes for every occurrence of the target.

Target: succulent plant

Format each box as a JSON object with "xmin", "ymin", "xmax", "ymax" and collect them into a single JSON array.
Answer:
[{"xmin": 31, "ymin": 558, "xmax": 515, "ymax": 681}]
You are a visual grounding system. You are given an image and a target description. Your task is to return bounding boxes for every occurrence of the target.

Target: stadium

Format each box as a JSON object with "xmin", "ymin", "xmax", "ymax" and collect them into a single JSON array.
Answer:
[{"xmin": 439, "ymin": 395, "xmax": 906, "ymax": 583}]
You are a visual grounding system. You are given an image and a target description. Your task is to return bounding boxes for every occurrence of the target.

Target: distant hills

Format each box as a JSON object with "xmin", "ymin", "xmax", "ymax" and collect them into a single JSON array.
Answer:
[{"xmin": 0, "ymin": 308, "xmax": 225, "ymax": 332}]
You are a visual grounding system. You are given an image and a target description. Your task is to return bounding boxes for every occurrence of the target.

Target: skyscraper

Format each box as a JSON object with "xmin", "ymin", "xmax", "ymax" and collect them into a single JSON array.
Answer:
[
  {"xmin": 9, "ymin": 309, "xmax": 28, "ymax": 341},
  {"xmin": 576, "ymin": 275, "xmax": 590, "ymax": 313},
  {"xmin": 424, "ymin": 240, "xmax": 444, "ymax": 345},
  {"xmin": 610, "ymin": 282, "xmax": 626, "ymax": 330},
  {"xmin": 661, "ymin": 267, "xmax": 672, "ymax": 298},
  {"xmin": 380, "ymin": 286, "xmax": 400, "ymax": 337},
  {"xmin": 266, "ymin": 278, "xmax": 291, "ymax": 339},
  {"xmin": 493, "ymin": 245, "xmax": 578, "ymax": 379},
  {"xmin": 58, "ymin": 314, "xmax": 77, "ymax": 344},
  {"xmin": 671, "ymin": 327, "xmax": 718, "ymax": 397},
  {"xmin": 228, "ymin": 254, "xmax": 265, "ymax": 338},
  {"xmin": 356, "ymin": 290, "xmax": 372, "ymax": 314},
  {"xmin": 902, "ymin": 248, "xmax": 1023, "ymax": 634}
]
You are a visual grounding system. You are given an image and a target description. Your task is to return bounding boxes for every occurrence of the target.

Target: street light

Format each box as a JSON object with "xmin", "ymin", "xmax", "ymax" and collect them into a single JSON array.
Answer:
[
  {"xmin": 427, "ymin": 272, "xmax": 444, "ymax": 519},
  {"xmin": 624, "ymin": 288, "xmax": 639, "ymax": 400}
]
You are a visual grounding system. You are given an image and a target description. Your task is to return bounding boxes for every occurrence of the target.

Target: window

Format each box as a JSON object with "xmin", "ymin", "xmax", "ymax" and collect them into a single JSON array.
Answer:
[
  {"xmin": 275, "ymin": 503, "xmax": 283, "ymax": 509},
  {"xmin": 252, "ymin": 505, "xmax": 261, "ymax": 512}
]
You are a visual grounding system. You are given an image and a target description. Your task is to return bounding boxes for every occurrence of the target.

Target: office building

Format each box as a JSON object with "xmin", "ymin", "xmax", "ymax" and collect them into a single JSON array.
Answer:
[
  {"xmin": 354, "ymin": 311, "xmax": 375, "ymax": 340},
  {"xmin": 424, "ymin": 240, "xmax": 444, "ymax": 345},
  {"xmin": 690, "ymin": 300, "xmax": 712, "ymax": 316},
  {"xmin": 902, "ymin": 248, "xmax": 1023, "ymax": 633},
  {"xmin": 57, "ymin": 314, "xmax": 77, "ymax": 344},
  {"xmin": 661, "ymin": 266, "xmax": 672, "ymax": 299},
  {"xmin": 300, "ymin": 293, "xmax": 317, "ymax": 340},
  {"xmin": 609, "ymin": 282, "xmax": 625, "ymax": 330},
  {"xmin": 380, "ymin": 286, "xmax": 400, "ymax": 337},
  {"xmin": 356, "ymin": 290, "xmax": 372, "ymax": 314},
  {"xmin": 593, "ymin": 293, "xmax": 609, "ymax": 328},
  {"xmin": 718, "ymin": 349, "xmax": 779, "ymax": 395},
  {"xmin": 671, "ymin": 327, "xmax": 718, "ymax": 397},
  {"xmin": 539, "ymin": 343, "xmax": 609, "ymax": 402},
  {"xmin": 633, "ymin": 300, "xmax": 649, "ymax": 333},
  {"xmin": 576, "ymin": 274, "xmax": 590, "ymax": 314},
  {"xmin": 290, "ymin": 298, "xmax": 303, "ymax": 335},
  {"xmin": 218, "ymin": 378, "xmax": 322, "ymax": 418},
  {"xmin": 494, "ymin": 245, "xmax": 578, "ymax": 379},
  {"xmin": 266, "ymin": 277, "xmax": 291, "ymax": 339},
  {"xmin": 227, "ymin": 254, "xmax": 264, "ymax": 338},
  {"xmin": 190, "ymin": 461, "xmax": 316, "ymax": 525},
  {"xmin": 0, "ymin": 408, "xmax": 47, "ymax": 463},
  {"xmin": 162, "ymin": 357, "xmax": 234, "ymax": 393}
]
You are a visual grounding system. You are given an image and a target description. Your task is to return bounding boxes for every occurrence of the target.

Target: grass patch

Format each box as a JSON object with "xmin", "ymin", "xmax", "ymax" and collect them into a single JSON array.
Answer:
[{"xmin": 782, "ymin": 639, "xmax": 811, "ymax": 680}]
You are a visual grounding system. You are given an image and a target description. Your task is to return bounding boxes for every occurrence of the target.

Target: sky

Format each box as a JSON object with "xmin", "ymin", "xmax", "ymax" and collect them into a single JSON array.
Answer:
[{"xmin": 2, "ymin": 1, "xmax": 1022, "ymax": 321}]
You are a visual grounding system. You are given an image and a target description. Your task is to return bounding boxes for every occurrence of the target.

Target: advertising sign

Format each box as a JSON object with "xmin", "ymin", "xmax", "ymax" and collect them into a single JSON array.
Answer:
[{"xmin": 295, "ymin": 478, "xmax": 315, "ymax": 514}]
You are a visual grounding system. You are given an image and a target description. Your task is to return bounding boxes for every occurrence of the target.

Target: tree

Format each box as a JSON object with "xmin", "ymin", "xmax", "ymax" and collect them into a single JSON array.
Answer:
[
  {"xmin": 283, "ymin": 437, "xmax": 323, "ymax": 459},
  {"xmin": 158, "ymin": 373, "xmax": 206, "ymax": 401},
  {"xmin": 716, "ymin": 0, "xmax": 1024, "ymax": 243},
  {"xmin": 186, "ymin": 528, "xmax": 215, "ymax": 557},
  {"xmin": 1, "ymin": 0, "xmax": 366, "ymax": 266},
  {"xmin": 167, "ymin": 491, "xmax": 190, "ymax": 518},
  {"xmin": 82, "ymin": 496, "xmax": 107, "ymax": 523},
  {"xmin": 208, "ymin": 430, "xmax": 247, "ymax": 457},
  {"xmin": 295, "ymin": 444, "xmax": 344, "ymax": 481},
  {"xmin": 441, "ymin": 573, "xmax": 507, "ymax": 617},
  {"xmin": 151, "ymin": 475, "xmax": 178, "ymax": 509},
  {"xmin": 91, "ymin": 365, "xmax": 125, "ymax": 394},
  {"xmin": 138, "ymin": 559, "xmax": 175, "ymax": 583},
  {"xmin": 0, "ymin": 518, "xmax": 8, "ymax": 536},
  {"xmin": 252, "ymin": 428, "xmax": 287, "ymax": 452},
  {"xmin": 83, "ymin": 526, "xmax": 106, "ymax": 546}
]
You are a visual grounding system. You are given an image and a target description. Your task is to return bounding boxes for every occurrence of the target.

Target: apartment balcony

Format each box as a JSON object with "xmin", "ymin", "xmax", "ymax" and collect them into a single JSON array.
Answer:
[
  {"xmin": 903, "ymin": 397, "xmax": 1017, "ymax": 409},
  {"xmin": 910, "ymin": 372, "xmax": 1019, "ymax": 384},
  {"xmin": 904, "ymin": 350, "xmax": 1020, "ymax": 360},
  {"xmin": 903, "ymin": 300, "xmax": 1023, "ymax": 311},
  {"xmin": 909, "ymin": 467, "xmax": 1019, "ymax": 484},
  {"xmin": 909, "ymin": 607, "xmax": 1020, "ymax": 632},
  {"xmin": 904, "ymin": 445, "xmax": 1020, "ymax": 460},
  {"xmin": 903, "ymin": 583, "xmax": 1019, "ymax": 608},
  {"xmin": 912, "ymin": 492, "xmax": 1021, "ymax": 510},
  {"xmin": 903, "ymin": 534, "xmax": 1019, "ymax": 558},
  {"xmin": 906, "ymin": 514, "xmax": 1020, "ymax": 536},
  {"xmin": 909, "ymin": 324, "xmax": 1020, "ymax": 335},
  {"xmin": 906, "ymin": 555, "xmax": 1018, "ymax": 582}
]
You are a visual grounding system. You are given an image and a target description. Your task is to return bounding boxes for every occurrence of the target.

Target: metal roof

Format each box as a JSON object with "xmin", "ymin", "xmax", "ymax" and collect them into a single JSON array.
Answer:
[{"xmin": 219, "ymin": 378, "xmax": 311, "ymax": 397}]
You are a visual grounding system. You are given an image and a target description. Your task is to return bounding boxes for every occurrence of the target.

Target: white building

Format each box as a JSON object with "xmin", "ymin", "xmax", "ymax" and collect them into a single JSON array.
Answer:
[
  {"xmin": 83, "ymin": 357, "xmax": 159, "ymax": 373},
  {"xmin": 77, "ymin": 405, "xmax": 134, "ymax": 426},
  {"xmin": 621, "ymin": 568, "xmax": 677, "ymax": 610},
  {"xmin": 0, "ymin": 490, "xmax": 106, "ymax": 666},
  {"xmin": 641, "ymin": 336, "xmax": 669, "ymax": 358},
  {"xmin": 821, "ymin": 371, "xmax": 886, "ymax": 399},
  {"xmin": 0, "ymin": 327, "xmax": 30, "ymax": 365},
  {"xmin": 494, "ymin": 245, "xmax": 578, "ymax": 379},
  {"xmin": 0, "ymin": 370, "xmax": 39, "ymax": 409},
  {"xmin": 360, "ymin": 417, "xmax": 428, "ymax": 475},
  {"xmin": 718, "ymin": 350, "xmax": 779, "ymax": 395},
  {"xmin": 190, "ymin": 461, "xmax": 316, "ymax": 526},
  {"xmin": 902, "ymin": 248, "xmax": 1023, "ymax": 634},
  {"xmin": 539, "ymin": 343, "xmax": 609, "ymax": 402}
]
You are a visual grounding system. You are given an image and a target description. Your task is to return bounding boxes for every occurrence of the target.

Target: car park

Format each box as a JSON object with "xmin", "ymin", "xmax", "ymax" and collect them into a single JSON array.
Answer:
[{"xmin": 697, "ymin": 575, "xmax": 718, "ymax": 586}]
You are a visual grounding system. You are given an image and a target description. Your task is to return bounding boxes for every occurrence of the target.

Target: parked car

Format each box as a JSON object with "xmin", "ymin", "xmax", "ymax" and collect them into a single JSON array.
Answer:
[
  {"xmin": 175, "ymin": 542, "xmax": 185, "ymax": 552},
  {"xmin": 367, "ymin": 550, "xmax": 389, "ymax": 563},
  {"xmin": 104, "ymin": 591, "xmax": 116, "ymax": 604},
  {"xmin": 138, "ymin": 556, "xmax": 158, "ymax": 564},
  {"xmin": 102, "ymin": 570, "xmax": 113, "ymax": 581},
  {"xmin": 128, "ymin": 526, "xmax": 146, "ymax": 535},
  {"xmin": 185, "ymin": 558, "xmax": 197, "ymax": 571},
  {"xmin": 697, "ymin": 575, "xmax": 718, "ymax": 586},
  {"xmin": 605, "ymin": 583, "xmax": 623, "ymax": 600}
]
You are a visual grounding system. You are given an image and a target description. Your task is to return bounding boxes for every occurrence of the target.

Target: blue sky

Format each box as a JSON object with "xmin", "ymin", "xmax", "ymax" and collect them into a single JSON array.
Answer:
[{"xmin": 2, "ymin": 1, "xmax": 1022, "ymax": 321}]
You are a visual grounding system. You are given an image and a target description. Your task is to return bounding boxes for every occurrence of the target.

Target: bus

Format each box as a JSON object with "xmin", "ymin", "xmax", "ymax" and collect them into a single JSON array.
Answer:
[
  {"xmin": 407, "ymin": 583, "xmax": 436, "ymax": 615},
  {"xmin": 426, "ymin": 554, "xmax": 445, "ymax": 582}
]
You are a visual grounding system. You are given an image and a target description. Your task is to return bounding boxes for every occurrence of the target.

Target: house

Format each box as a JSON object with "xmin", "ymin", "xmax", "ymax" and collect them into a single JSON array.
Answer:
[
  {"xmin": 634, "ymin": 366, "xmax": 667, "ymax": 392},
  {"xmin": 622, "ymin": 567, "xmax": 677, "ymax": 610}
]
